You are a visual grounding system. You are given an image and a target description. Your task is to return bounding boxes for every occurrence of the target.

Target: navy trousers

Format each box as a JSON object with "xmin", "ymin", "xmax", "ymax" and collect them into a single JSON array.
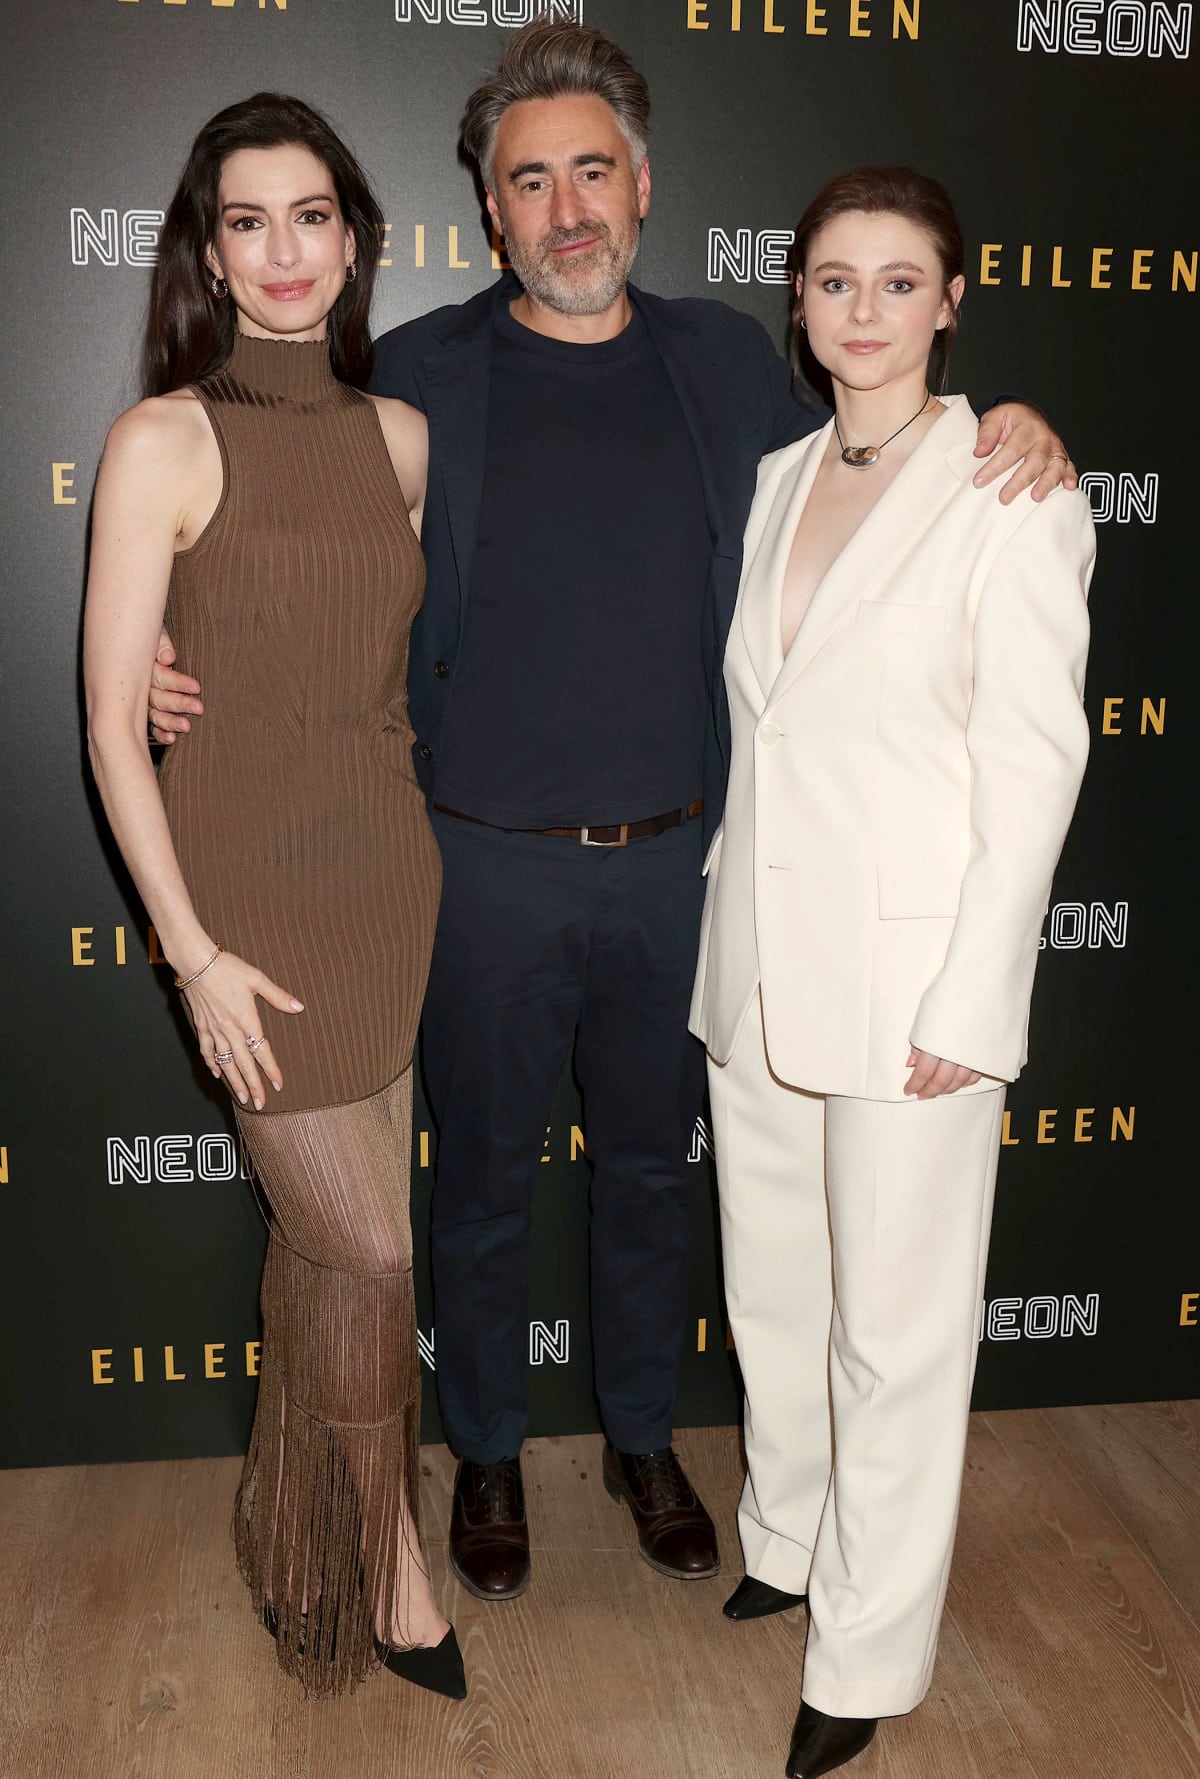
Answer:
[{"xmin": 421, "ymin": 808, "xmax": 708, "ymax": 1464}]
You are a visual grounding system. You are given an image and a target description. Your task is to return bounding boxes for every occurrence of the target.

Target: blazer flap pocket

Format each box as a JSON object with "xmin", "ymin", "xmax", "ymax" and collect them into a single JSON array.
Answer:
[{"xmin": 855, "ymin": 600, "xmax": 947, "ymax": 636}]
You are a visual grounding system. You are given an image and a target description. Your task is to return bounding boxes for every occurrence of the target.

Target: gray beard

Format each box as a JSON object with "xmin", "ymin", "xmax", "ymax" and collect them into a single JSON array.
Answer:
[{"xmin": 505, "ymin": 217, "xmax": 641, "ymax": 317}]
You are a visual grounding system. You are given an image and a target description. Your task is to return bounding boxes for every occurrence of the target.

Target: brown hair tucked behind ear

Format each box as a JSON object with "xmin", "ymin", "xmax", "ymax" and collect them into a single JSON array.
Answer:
[
  {"xmin": 460, "ymin": 20, "xmax": 650, "ymax": 189},
  {"xmin": 144, "ymin": 93, "xmax": 384, "ymax": 397},
  {"xmin": 788, "ymin": 166, "xmax": 964, "ymax": 394}
]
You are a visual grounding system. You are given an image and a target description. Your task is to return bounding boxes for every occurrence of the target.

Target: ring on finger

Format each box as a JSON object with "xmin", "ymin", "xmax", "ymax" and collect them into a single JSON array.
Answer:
[
  {"xmin": 214, "ymin": 1048, "xmax": 235, "ymax": 1065},
  {"xmin": 1047, "ymin": 451, "xmax": 1068, "ymax": 463},
  {"xmin": 246, "ymin": 1034, "xmax": 266, "ymax": 1053}
]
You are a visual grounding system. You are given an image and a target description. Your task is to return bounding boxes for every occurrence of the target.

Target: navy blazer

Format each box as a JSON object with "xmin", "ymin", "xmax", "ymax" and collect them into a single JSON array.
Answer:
[{"xmin": 370, "ymin": 272, "xmax": 821, "ymax": 842}]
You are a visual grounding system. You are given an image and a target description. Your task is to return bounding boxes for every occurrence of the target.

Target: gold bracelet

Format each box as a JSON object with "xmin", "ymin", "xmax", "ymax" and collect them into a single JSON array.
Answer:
[{"xmin": 174, "ymin": 944, "xmax": 223, "ymax": 990}]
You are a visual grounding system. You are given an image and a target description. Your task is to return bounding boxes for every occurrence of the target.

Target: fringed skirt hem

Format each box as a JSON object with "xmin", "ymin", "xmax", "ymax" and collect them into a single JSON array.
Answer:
[{"xmin": 232, "ymin": 1069, "xmax": 422, "ymax": 1698}]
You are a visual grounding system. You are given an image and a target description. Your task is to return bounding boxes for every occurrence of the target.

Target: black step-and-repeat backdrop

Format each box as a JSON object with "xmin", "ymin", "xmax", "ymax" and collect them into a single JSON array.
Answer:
[{"xmin": 1, "ymin": 0, "xmax": 1194, "ymax": 1470}]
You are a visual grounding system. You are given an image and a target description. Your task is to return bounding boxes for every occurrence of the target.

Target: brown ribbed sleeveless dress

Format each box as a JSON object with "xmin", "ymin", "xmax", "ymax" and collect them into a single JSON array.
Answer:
[{"xmin": 159, "ymin": 333, "xmax": 441, "ymax": 1695}]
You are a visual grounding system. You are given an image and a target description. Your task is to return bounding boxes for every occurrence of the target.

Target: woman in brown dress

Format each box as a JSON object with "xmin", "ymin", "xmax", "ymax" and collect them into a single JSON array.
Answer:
[{"xmin": 83, "ymin": 94, "xmax": 462, "ymax": 1700}]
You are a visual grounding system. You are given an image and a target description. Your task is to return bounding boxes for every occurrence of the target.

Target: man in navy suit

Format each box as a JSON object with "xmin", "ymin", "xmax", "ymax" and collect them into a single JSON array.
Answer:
[{"xmin": 150, "ymin": 21, "xmax": 1071, "ymax": 1603}]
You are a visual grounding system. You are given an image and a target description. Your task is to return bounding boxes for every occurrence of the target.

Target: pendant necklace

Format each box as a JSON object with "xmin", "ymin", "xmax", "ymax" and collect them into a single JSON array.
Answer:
[{"xmin": 835, "ymin": 391, "xmax": 933, "ymax": 469}]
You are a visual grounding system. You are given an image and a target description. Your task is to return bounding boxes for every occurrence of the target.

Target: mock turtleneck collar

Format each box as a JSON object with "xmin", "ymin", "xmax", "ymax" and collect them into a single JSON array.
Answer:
[{"xmin": 224, "ymin": 331, "xmax": 340, "ymax": 403}]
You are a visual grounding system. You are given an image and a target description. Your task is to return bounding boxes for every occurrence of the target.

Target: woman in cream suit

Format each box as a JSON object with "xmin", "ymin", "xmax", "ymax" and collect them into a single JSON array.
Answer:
[{"xmin": 690, "ymin": 167, "xmax": 1095, "ymax": 1779}]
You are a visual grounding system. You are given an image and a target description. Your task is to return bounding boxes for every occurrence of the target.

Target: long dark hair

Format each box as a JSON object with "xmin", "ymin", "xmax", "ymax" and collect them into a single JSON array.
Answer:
[
  {"xmin": 144, "ymin": 93, "xmax": 384, "ymax": 396},
  {"xmin": 787, "ymin": 166, "xmax": 964, "ymax": 396}
]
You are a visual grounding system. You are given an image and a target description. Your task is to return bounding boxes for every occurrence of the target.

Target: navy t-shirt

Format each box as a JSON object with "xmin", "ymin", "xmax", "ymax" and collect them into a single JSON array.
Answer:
[{"xmin": 432, "ymin": 302, "xmax": 712, "ymax": 828}]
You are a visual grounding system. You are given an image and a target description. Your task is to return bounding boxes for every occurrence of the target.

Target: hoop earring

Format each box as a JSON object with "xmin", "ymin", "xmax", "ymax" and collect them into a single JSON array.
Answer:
[
  {"xmin": 799, "ymin": 314, "xmax": 807, "ymax": 331},
  {"xmin": 211, "ymin": 274, "xmax": 228, "ymax": 300},
  {"xmin": 345, "ymin": 263, "xmax": 357, "ymax": 283}
]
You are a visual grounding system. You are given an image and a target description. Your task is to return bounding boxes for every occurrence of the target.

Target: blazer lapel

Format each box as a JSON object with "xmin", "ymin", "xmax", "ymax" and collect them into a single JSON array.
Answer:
[
  {"xmin": 738, "ymin": 429, "xmax": 831, "ymax": 700},
  {"xmin": 421, "ymin": 294, "xmax": 502, "ymax": 607},
  {"xmin": 637, "ymin": 288, "xmax": 759, "ymax": 551},
  {"xmin": 768, "ymin": 396, "xmax": 977, "ymax": 705}
]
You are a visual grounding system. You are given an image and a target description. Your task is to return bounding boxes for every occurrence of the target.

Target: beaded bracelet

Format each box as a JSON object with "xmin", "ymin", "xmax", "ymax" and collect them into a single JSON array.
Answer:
[{"xmin": 174, "ymin": 943, "xmax": 224, "ymax": 990}]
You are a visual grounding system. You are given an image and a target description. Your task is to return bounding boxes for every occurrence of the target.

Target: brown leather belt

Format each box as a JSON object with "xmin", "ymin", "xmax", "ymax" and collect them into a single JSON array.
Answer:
[{"xmin": 433, "ymin": 798, "xmax": 704, "ymax": 848}]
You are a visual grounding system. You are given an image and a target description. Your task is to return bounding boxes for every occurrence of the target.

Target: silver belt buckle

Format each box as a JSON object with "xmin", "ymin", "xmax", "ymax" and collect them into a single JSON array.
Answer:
[{"xmin": 580, "ymin": 823, "xmax": 630, "ymax": 848}]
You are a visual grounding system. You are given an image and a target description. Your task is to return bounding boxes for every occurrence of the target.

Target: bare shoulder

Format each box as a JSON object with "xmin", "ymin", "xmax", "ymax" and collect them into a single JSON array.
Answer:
[
  {"xmin": 99, "ymin": 391, "xmax": 223, "ymax": 547},
  {"xmin": 366, "ymin": 392, "xmax": 428, "ymax": 452},
  {"xmin": 103, "ymin": 390, "xmax": 212, "ymax": 479},
  {"xmin": 365, "ymin": 393, "xmax": 428, "ymax": 512}
]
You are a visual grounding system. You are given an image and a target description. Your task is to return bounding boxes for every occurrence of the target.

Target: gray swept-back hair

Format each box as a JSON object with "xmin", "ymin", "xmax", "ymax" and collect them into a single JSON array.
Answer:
[{"xmin": 460, "ymin": 20, "xmax": 650, "ymax": 191}]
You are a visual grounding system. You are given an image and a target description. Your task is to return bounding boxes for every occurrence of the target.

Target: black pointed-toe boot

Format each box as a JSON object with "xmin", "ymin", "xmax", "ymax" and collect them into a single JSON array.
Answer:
[{"xmin": 785, "ymin": 1701, "xmax": 878, "ymax": 1777}]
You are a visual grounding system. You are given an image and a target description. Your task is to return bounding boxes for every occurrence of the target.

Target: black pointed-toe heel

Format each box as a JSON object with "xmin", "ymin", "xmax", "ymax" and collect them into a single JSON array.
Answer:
[
  {"xmin": 374, "ymin": 1625, "xmax": 468, "ymax": 1700},
  {"xmin": 786, "ymin": 1701, "xmax": 878, "ymax": 1777},
  {"xmin": 723, "ymin": 1575, "xmax": 807, "ymax": 1620}
]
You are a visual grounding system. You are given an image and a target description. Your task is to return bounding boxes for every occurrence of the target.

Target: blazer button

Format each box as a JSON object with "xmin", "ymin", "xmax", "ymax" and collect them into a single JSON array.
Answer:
[
  {"xmin": 434, "ymin": 660, "xmax": 450, "ymax": 678},
  {"xmin": 418, "ymin": 743, "xmax": 433, "ymax": 762},
  {"xmin": 759, "ymin": 721, "xmax": 781, "ymax": 746}
]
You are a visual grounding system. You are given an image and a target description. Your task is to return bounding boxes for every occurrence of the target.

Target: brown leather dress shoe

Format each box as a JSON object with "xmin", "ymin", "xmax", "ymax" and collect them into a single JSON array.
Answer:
[
  {"xmin": 786, "ymin": 1702, "xmax": 878, "ymax": 1777},
  {"xmin": 602, "ymin": 1442, "xmax": 720, "ymax": 1579},
  {"xmin": 448, "ymin": 1457, "xmax": 531, "ymax": 1601}
]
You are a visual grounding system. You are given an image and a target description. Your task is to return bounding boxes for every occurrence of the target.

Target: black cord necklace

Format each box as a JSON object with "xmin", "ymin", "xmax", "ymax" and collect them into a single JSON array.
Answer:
[{"xmin": 834, "ymin": 392, "xmax": 933, "ymax": 469}]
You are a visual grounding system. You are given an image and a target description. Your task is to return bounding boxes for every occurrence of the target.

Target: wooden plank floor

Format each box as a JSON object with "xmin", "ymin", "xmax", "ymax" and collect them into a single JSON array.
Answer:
[{"xmin": 1, "ymin": 1407, "xmax": 1198, "ymax": 1779}]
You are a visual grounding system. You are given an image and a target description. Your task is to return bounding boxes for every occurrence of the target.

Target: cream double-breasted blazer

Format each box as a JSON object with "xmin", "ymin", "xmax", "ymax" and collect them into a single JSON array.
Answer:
[{"xmin": 690, "ymin": 395, "xmax": 1095, "ymax": 1100}]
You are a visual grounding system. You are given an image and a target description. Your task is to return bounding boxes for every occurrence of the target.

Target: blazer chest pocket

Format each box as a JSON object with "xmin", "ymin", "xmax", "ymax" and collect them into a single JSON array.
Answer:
[{"xmin": 855, "ymin": 600, "xmax": 947, "ymax": 636}]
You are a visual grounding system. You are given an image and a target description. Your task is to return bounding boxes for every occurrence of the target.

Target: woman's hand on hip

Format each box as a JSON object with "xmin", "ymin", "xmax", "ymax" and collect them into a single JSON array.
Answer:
[
  {"xmin": 904, "ymin": 1048, "xmax": 982, "ymax": 1100},
  {"xmin": 181, "ymin": 952, "xmax": 304, "ymax": 1109}
]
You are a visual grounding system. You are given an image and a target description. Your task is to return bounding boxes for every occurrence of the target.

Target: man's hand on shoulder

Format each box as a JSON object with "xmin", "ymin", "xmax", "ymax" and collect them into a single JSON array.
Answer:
[{"xmin": 971, "ymin": 402, "xmax": 1077, "ymax": 506}]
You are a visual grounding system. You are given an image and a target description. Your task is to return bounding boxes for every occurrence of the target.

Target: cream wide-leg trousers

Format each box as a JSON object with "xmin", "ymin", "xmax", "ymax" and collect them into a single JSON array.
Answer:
[{"xmin": 707, "ymin": 1003, "xmax": 1006, "ymax": 1719}]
